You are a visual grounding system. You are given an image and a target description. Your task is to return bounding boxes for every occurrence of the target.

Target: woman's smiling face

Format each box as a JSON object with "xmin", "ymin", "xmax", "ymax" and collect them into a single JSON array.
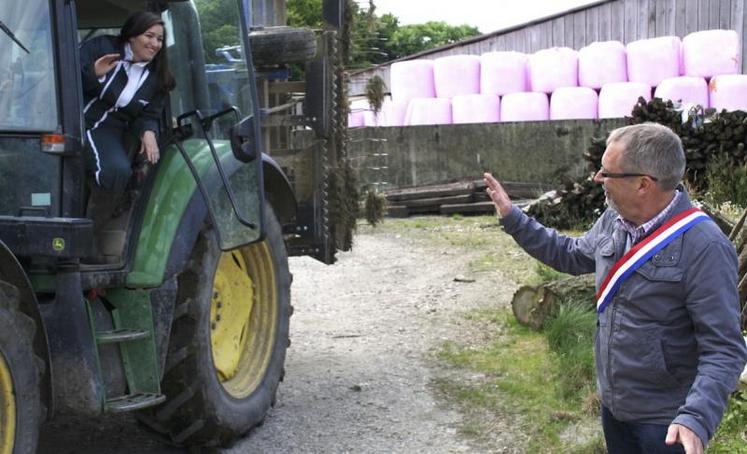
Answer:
[{"xmin": 129, "ymin": 24, "xmax": 164, "ymax": 62}]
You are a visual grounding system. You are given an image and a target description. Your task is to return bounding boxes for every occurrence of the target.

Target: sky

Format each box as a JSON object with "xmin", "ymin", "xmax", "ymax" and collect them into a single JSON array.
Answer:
[{"xmin": 370, "ymin": 0, "xmax": 600, "ymax": 34}]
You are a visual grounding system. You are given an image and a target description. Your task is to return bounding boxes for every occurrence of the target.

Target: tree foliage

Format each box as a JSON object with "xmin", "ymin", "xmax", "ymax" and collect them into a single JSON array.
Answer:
[
  {"xmin": 287, "ymin": 0, "xmax": 481, "ymax": 69},
  {"xmin": 387, "ymin": 22, "xmax": 481, "ymax": 59},
  {"xmin": 195, "ymin": 0, "xmax": 241, "ymax": 64}
]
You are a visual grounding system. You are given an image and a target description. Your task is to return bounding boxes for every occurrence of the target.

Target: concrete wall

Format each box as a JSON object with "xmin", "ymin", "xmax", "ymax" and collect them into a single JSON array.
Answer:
[{"xmin": 335, "ymin": 119, "xmax": 627, "ymax": 191}]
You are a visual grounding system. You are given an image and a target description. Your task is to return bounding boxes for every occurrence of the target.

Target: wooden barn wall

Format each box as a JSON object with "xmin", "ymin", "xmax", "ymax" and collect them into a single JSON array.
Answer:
[{"xmin": 348, "ymin": 0, "xmax": 746, "ymax": 96}]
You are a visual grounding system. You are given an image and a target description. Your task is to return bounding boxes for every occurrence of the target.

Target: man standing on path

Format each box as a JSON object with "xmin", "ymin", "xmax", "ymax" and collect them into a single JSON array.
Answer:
[{"xmin": 484, "ymin": 123, "xmax": 747, "ymax": 454}]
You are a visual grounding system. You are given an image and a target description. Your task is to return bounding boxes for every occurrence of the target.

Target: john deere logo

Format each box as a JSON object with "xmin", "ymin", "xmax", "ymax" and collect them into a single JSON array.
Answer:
[{"xmin": 52, "ymin": 238, "xmax": 65, "ymax": 252}]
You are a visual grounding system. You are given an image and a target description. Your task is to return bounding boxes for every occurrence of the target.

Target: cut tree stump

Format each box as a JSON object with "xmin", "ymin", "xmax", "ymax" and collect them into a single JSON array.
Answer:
[{"xmin": 511, "ymin": 274, "xmax": 596, "ymax": 330}]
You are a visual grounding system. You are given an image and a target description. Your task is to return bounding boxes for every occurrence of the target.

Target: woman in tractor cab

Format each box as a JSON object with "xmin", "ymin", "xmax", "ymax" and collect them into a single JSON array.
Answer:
[{"xmin": 80, "ymin": 10, "xmax": 176, "ymax": 195}]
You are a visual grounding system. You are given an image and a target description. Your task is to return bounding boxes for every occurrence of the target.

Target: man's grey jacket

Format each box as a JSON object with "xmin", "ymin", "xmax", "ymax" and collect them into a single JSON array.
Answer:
[{"xmin": 500, "ymin": 190, "xmax": 747, "ymax": 444}]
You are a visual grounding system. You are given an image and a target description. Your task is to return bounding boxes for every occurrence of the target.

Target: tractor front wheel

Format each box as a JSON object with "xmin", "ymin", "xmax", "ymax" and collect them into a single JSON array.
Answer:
[
  {"xmin": 0, "ymin": 281, "xmax": 42, "ymax": 454},
  {"xmin": 139, "ymin": 205, "xmax": 291, "ymax": 447}
]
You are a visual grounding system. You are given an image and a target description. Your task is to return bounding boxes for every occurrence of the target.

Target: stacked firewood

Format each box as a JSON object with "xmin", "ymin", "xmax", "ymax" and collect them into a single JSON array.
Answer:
[
  {"xmin": 383, "ymin": 179, "xmax": 551, "ymax": 217},
  {"xmin": 527, "ymin": 98, "xmax": 747, "ymax": 228}
]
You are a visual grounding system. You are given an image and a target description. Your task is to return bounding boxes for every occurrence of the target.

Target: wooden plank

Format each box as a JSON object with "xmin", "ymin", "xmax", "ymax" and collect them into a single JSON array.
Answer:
[
  {"xmin": 598, "ymin": 3, "xmax": 611, "ymax": 40},
  {"xmin": 625, "ymin": 0, "xmax": 639, "ymax": 43},
  {"xmin": 719, "ymin": 0, "xmax": 732, "ymax": 28},
  {"xmin": 685, "ymin": 0, "xmax": 699, "ymax": 33},
  {"xmin": 385, "ymin": 205, "xmax": 410, "ymax": 218},
  {"xmin": 268, "ymin": 81, "xmax": 306, "ymax": 94},
  {"xmin": 552, "ymin": 17, "xmax": 565, "ymax": 47},
  {"xmin": 697, "ymin": 0, "xmax": 709, "ymax": 29},
  {"xmin": 610, "ymin": 1, "xmax": 625, "ymax": 42},
  {"xmin": 574, "ymin": 10, "xmax": 587, "ymax": 49},
  {"xmin": 656, "ymin": 0, "xmax": 676, "ymax": 36},
  {"xmin": 675, "ymin": 0, "xmax": 688, "ymax": 36},
  {"xmin": 542, "ymin": 22, "xmax": 554, "ymax": 49},
  {"xmin": 399, "ymin": 194, "xmax": 473, "ymax": 208},
  {"xmin": 648, "ymin": 0, "xmax": 658, "ymax": 37},
  {"xmin": 385, "ymin": 181, "xmax": 473, "ymax": 202},
  {"xmin": 529, "ymin": 25, "xmax": 542, "ymax": 53},
  {"xmin": 638, "ymin": 0, "xmax": 651, "ymax": 38},
  {"xmin": 708, "ymin": 0, "xmax": 720, "ymax": 28},
  {"xmin": 440, "ymin": 201, "xmax": 496, "ymax": 215},
  {"xmin": 586, "ymin": 6, "xmax": 599, "ymax": 42},
  {"xmin": 564, "ymin": 15, "xmax": 575, "ymax": 47}
]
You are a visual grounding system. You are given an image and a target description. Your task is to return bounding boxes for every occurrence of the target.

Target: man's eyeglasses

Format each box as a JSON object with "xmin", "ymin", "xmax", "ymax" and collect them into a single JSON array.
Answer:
[{"xmin": 598, "ymin": 170, "xmax": 658, "ymax": 181}]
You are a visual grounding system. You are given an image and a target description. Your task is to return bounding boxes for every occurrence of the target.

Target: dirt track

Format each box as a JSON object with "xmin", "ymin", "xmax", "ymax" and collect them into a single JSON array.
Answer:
[{"xmin": 40, "ymin": 223, "xmax": 519, "ymax": 453}]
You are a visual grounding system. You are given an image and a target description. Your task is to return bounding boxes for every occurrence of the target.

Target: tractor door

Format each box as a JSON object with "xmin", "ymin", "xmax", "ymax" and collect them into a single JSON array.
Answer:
[{"xmin": 162, "ymin": 0, "xmax": 266, "ymax": 249}]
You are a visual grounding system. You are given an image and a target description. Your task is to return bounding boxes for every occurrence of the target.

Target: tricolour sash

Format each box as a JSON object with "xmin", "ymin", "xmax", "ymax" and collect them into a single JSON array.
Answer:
[{"xmin": 596, "ymin": 207, "xmax": 711, "ymax": 314}]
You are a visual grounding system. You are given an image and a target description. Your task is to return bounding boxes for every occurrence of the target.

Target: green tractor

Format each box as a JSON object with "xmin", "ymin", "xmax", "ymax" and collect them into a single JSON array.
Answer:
[{"xmin": 0, "ymin": 0, "xmax": 350, "ymax": 451}]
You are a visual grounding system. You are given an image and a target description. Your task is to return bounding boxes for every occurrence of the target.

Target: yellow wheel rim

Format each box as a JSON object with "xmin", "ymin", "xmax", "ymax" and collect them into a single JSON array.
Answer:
[
  {"xmin": 0, "ymin": 350, "xmax": 16, "ymax": 454},
  {"xmin": 210, "ymin": 241, "xmax": 277, "ymax": 398}
]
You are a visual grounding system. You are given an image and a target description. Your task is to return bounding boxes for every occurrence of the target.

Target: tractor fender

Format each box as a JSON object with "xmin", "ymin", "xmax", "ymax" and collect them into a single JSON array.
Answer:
[
  {"xmin": 262, "ymin": 153, "xmax": 296, "ymax": 224},
  {"xmin": 161, "ymin": 154, "xmax": 296, "ymax": 283},
  {"xmin": 128, "ymin": 139, "xmax": 297, "ymax": 288},
  {"xmin": 0, "ymin": 239, "xmax": 53, "ymax": 416}
]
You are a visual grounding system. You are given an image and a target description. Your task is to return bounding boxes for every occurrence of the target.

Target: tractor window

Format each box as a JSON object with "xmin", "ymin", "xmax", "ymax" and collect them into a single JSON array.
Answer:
[
  {"xmin": 164, "ymin": 0, "xmax": 256, "ymax": 139},
  {"xmin": 0, "ymin": 0, "xmax": 59, "ymax": 132}
]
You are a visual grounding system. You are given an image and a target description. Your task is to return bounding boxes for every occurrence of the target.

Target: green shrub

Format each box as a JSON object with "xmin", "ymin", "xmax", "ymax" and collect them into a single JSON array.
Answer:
[
  {"xmin": 705, "ymin": 153, "xmax": 747, "ymax": 208},
  {"xmin": 545, "ymin": 301, "xmax": 597, "ymax": 399}
]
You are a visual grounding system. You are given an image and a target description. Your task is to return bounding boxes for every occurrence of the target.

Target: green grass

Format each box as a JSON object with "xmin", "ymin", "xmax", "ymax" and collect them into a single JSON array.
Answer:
[{"xmin": 367, "ymin": 215, "xmax": 746, "ymax": 453}]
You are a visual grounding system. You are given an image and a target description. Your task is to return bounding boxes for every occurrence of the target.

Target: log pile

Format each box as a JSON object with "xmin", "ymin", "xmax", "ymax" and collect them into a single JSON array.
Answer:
[
  {"xmin": 512, "ymin": 207, "xmax": 747, "ymax": 332},
  {"xmin": 384, "ymin": 179, "xmax": 552, "ymax": 218},
  {"xmin": 512, "ymin": 274, "xmax": 596, "ymax": 330}
]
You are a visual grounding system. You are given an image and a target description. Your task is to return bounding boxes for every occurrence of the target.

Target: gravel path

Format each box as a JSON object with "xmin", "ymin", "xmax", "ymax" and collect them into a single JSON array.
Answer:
[{"xmin": 40, "ymin": 225, "xmax": 520, "ymax": 453}]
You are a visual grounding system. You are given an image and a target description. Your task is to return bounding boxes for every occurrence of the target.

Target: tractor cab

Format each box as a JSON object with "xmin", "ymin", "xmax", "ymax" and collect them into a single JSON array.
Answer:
[{"xmin": 0, "ymin": 0, "xmax": 316, "ymax": 450}]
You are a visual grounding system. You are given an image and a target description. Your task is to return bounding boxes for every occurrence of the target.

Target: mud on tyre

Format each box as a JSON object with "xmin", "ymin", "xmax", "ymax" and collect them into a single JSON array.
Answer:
[
  {"xmin": 138, "ymin": 205, "xmax": 291, "ymax": 447},
  {"xmin": 0, "ymin": 281, "xmax": 43, "ymax": 454}
]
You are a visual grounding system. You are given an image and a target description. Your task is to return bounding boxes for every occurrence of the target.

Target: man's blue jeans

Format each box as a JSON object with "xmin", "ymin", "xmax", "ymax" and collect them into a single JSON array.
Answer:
[{"xmin": 602, "ymin": 406, "xmax": 685, "ymax": 454}]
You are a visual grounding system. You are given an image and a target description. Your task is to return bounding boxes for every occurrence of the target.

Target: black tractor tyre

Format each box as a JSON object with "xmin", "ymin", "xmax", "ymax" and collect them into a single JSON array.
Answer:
[
  {"xmin": 249, "ymin": 26, "xmax": 317, "ymax": 67},
  {"xmin": 137, "ymin": 205, "xmax": 291, "ymax": 447},
  {"xmin": 0, "ymin": 281, "xmax": 43, "ymax": 454}
]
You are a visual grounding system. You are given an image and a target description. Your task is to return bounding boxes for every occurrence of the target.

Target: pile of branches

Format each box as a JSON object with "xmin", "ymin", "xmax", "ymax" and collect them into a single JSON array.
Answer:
[{"xmin": 527, "ymin": 98, "xmax": 747, "ymax": 229}]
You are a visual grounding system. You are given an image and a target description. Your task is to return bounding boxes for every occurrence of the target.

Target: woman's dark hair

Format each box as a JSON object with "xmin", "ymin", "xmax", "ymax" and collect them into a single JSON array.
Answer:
[{"xmin": 118, "ymin": 11, "xmax": 176, "ymax": 93}]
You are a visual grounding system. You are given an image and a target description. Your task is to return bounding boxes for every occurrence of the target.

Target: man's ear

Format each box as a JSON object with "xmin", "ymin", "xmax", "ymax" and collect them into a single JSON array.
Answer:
[{"xmin": 638, "ymin": 176, "xmax": 655, "ymax": 194}]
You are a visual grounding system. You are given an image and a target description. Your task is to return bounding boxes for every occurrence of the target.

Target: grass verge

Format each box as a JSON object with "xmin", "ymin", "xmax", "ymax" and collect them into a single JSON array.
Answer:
[{"xmin": 368, "ymin": 215, "xmax": 747, "ymax": 453}]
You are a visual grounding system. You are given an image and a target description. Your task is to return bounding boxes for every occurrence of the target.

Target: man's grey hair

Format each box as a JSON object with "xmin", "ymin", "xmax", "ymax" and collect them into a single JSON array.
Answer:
[{"xmin": 606, "ymin": 123, "xmax": 686, "ymax": 191}]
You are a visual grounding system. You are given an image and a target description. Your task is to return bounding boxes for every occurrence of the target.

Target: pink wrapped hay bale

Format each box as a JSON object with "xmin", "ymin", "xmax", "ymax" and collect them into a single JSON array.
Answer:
[
  {"xmin": 550, "ymin": 87, "xmax": 598, "ymax": 120},
  {"xmin": 404, "ymin": 98, "xmax": 452, "ymax": 126},
  {"xmin": 500, "ymin": 92, "xmax": 549, "ymax": 122},
  {"xmin": 528, "ymin": 47, "xmax": 578, "ymax": 93},
  {"xmin": 654, "ymin": 76, "xmax": 708, "ymax": 108},
  {"xmin": 599, "ymin": 82, "xmax": 651, "ymax": 118},
  {"xmin": 380, "ymin": 100, "xmax": 409, "ymax": 127},
  {"xmin": 626, "ymin": 36, "xmax": 681, "ymax": 87},
  {"xmin": 480, "ymin": 51, "xmax": 528, "ymax": 95},
  {"xmin": 390, "ymin": 60, "xmax": 436, "ymax": 102},
  {"xmin": 433, "ymin": 55, "xmax": 481, "ymax": 98},
  {"xmin": 347, "ymin": 111, "xmax": 365, "ymax": 128},
  {"xmin": 451, "ymin": 94, "xmax": 500, "ymax": 124},
  {"xmin": 578, "ymin": 41, "xmax": 627, "ymax": 89},
  {"xmin": 709, "ymin": 75, "xmax": 747, "ymax": 112},
  {"xmin": 682, "ymin": 30, "xmax": 740, "ymax": 78}
]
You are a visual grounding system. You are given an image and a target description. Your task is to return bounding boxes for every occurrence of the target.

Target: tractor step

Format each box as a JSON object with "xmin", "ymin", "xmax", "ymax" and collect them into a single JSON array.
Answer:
[
  {"xmin": 97, "ymin": 328, "xmax": 150, "ymax": 344},
  {"xmin": 106, "ymin": 393, "xmax": 166, "ymax": 412}
]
